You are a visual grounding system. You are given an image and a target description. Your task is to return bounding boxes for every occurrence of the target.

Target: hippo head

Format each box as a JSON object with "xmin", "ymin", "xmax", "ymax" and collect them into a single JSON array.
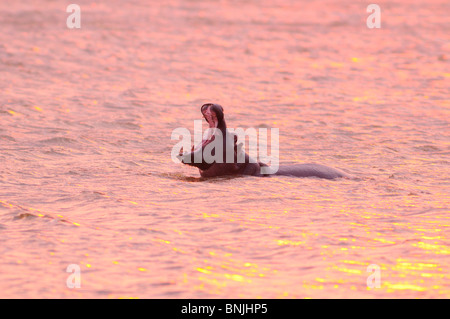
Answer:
[{"xmin": 176, "ymin": 103, "xmax": 241, "ymax": 172}]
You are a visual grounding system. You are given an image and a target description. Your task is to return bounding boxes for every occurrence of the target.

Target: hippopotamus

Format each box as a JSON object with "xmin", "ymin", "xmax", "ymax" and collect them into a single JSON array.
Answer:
[{"xmin": 176, "ymin": 103, "xmax": 352, "ymax": 179}]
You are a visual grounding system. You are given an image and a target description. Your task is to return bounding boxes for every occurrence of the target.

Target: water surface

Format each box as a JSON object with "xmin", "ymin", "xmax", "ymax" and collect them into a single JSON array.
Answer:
[{"xmin": 0, "ymin": 0, "xmax": 449, "ymax": 298}]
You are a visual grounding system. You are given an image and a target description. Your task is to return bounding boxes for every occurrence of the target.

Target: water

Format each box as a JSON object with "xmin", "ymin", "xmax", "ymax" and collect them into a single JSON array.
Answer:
[{"xmin": 0, "ymin": 0, "xmax": 449, "ymax": 298}]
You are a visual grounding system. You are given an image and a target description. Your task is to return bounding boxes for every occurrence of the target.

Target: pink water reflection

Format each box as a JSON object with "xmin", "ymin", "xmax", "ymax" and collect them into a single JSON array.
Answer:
[{"xmin": 0, "ymin": 0, "xmax": 449, "ymax": 298}]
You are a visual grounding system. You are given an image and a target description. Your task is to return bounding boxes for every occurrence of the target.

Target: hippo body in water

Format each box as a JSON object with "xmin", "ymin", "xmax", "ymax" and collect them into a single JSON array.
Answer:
[{"xmin": 177, "ymin": 104, "xmax": 351, "ymax": 180}]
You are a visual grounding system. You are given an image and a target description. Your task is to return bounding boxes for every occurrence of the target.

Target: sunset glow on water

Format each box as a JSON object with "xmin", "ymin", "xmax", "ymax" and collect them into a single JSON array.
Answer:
[{"xmin": 0, "ymin": 0, "xmax": 449, "ymax": 298}]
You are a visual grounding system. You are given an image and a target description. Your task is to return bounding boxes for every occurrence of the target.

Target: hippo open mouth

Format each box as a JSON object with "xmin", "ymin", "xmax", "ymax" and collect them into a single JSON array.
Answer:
[
  {"xmin": 177, "ymin": 103, "xmax": 226, "ymax": 170},
  {"xmin": 196, "ymin": 103, "xmax": 219, "ymax": 149},
  {"xmin": 201, "ymin": 103, "xmax": 219, "ymax": 129},
  {"xmin": 191, "ymin": 103, "xmax": 226, "ymax": 151}
]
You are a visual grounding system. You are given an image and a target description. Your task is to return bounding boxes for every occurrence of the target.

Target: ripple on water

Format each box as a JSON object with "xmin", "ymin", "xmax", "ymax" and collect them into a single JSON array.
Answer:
[
  {"xmin": 0, "ymin": 135, "xmax": 16, "ymax": 142},
  {"xmin": 39, "ymin": 137, "xmax": 80, "ymax": 147}
]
